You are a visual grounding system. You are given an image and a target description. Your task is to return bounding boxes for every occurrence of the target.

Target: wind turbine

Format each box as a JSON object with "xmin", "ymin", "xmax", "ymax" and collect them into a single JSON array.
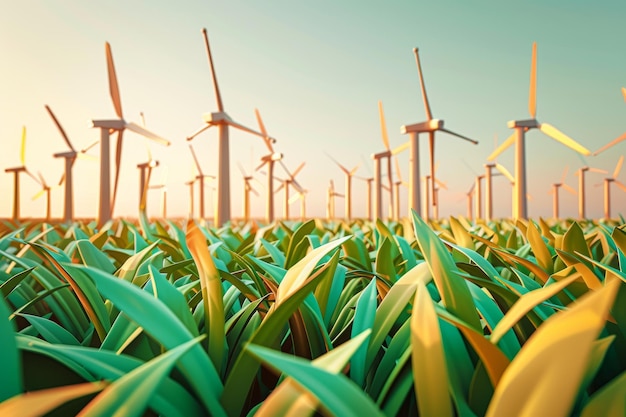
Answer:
[
  {"xmin": 487, "ymin": 42, "xmax": 591, "ymax": 219},
  {"xmin": 483, "ymin": 162, "xmax": 514, "ymax": 221},
  {"xmin": 393, "ymin": 157, "xmax": 409, "ymax": 221},
  {"xmin": 148, "ymin": 167, "xmax": 168, "ymax": 218},
  {"xmin": 5, "ymin": 126, "xmax": 38, "ymax": 220},
  {"xmin": 46, "ymin": 105, "xmax": 97, "ymax": 223},
  {"xmin": 91, "ymin": 42, "xmax": 170, "ymax": 226},
  {"xmin": 597, "ymin": 156, "xmax": 626, "ymax": 220},
  {"xmin": 400, "ymin": 47, "xmax": 478, "ymax": 219},
  {"xmin": 186, "ymin": 28, "xmax": 269, "ymax": 226},
  {"xmin": 253, "ymin": 109, "xmax": 282, "ymax": 223},
  {"xmin": 474, "ymin": 174, "xmax": 485, "ymax": 220},
  {"xmin": 31, "ymin": 172, "xmax": 53, "ymax": 222},
  {"xmin": 421, "ymin": 162, "xmax": 447, "ymax": 220},
  {"xmin": 288, "ymin": 188, "xmax": 308, "ymax": 220},
  {"xmin": 548, "ymin": 166, "xmax": 576, "ymax": 219},
  {"xmin": 326, "ymin": 180, "xmax": 344, "ymax": 220},
  {"xmin": 137, "ymin": 149, "xmax": 159, "ymax": 214},
  {"xmin": 465, "ymin": 182, "xmax": 475, "ymax": 220},
  {"xmin": 275, "ymin": 162, "xmax": 305, "ymax": 220},
  {"xmin": 575, "ymin": 161, "xmax": 608, "ymax": 220},
  {"xmin": 372, "ymin": 101, "xmax": 408, "ymax": 220},
  {"xmin": 237, "ymin": 162, "xmax": 260, "ymax": 223},
  {"xmin": 326, "ymin": 153, "xmax": 359, "ymax": 220},
  {"xmin": 189, "ymin": 144, "xmax": 215, "ymax": 219}
]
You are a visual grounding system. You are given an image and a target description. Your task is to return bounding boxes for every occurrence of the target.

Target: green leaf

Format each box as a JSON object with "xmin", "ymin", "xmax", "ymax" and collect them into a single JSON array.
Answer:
[
  {"xmin": 411, "ymin": 210, "xmax": 481, "ymax": 331},
  {"xmin": 580, "ymin": 370, "xmax": 626, "ymax": 417},
  {"xmin": 79, "ymin": 337, "xmax": 203, "ymax": 417},
  {"xmin": 247, "ymin": 344, "xmax": 385, "ymax": 417},
  {"xmin": 0, "ymin": 296, "xmax": 21, "ymax": 401},
  {"xmin": 350, "ymin": 279, "xmax": 377, "ymax": 386},
  {"xmin": 64, "ymin": 264, "xmax": 225, "ymax": 417},
  {"xmin": 75, "ymin": 240, "xmax": 116, "ymax": 273}
]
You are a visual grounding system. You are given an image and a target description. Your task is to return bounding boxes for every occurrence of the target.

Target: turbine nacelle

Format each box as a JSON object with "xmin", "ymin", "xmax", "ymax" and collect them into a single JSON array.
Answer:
[
  {"xmin": 400, "ymin": 119, "xmax": 443, "ymax": 134},
  {"xmin": 507, "ymin": 119, "xmax": 539, "ymax": 129}
]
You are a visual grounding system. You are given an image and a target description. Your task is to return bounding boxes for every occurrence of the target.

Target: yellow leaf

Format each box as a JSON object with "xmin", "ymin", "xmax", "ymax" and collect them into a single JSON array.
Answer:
[{"xmin": 486, "ymin": 279, "xmax": 621, "ymax": 417}]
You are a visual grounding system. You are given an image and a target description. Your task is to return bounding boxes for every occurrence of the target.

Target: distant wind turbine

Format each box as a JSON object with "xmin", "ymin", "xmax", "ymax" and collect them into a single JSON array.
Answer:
[
  {"xmin": 393, "ymin": 157, "xmax": 409, "ymax": 221},
  {"xmin": 275, "ymin": 162, "xmax": 305, "ymax": 220},
  {"xmin": 31, "ymin": 172, "xmax": 53, "ymax": 222},
  {"xmin": 598, "ymin": 156, "xmax": 626, "ymax": 220},
  {"xmin": 186, "ymin": 28, "xmax": 269, "ymax": 226},
  {"xmin": 5, "ymin": 127, "xmax": 38, "ymax": 220},
  {"xmin": 326, "ymin": 152, "xmax": 359, "ymax": 220},
  {"xmin": 91, "ymin": 42, "xmax": 170, "ymax": 226},
  {"xmin": 372, "ymin": 101, "xmax": 408, "ymax": 220},
  {"xmin": 575, "ymin": 161, "xmax": 608, "ymax": 219},
  {"xmin": 46, "ymin": 105, "xmax": 97, "ymax": 223},
  {"xmin": 237, "ymin": 162, "xmax": 260, "ymax": 223},
  {"xmin": 326, "ymin": 180, "xmax": 344, "ymax": 220},
  {"xmin": 487, "ymin": 42, "xmax": 591, "ymax": 219},
  {"xmin": 548, "ymin": 166, "xmax": 576, "ymax": 219},
  {"xmin": 148, "ymin": 167, "xmax": 168, "ymax": 218},
  {"xmin": 254, "ymin": 109, "xmax": 282, "ymax": 224},
  {"xmin": 400, "ymin": 47, "xmax": 478, "ymax": 218},
  {"xmin": 189, "ymin": 144, "xmax": 215, "ymax": 219}
]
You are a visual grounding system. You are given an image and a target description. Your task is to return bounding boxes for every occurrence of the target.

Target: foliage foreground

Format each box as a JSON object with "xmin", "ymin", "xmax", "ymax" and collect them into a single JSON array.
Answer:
[{"xmin": 0, "ymin": 212, "xmax": 624, "ymax": 417}]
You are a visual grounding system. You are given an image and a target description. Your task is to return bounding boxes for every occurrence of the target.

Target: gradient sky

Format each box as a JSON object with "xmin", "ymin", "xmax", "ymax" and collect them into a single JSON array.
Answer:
[{"xmin": 1, "ymin": 1, "xmax": 625, "ymax": 221}]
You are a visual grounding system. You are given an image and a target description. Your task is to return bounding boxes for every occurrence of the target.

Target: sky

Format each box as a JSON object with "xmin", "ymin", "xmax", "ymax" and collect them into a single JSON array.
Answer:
[{"xmin": 1, "ymin": 1, "xmax": 625, "ymax": 222}]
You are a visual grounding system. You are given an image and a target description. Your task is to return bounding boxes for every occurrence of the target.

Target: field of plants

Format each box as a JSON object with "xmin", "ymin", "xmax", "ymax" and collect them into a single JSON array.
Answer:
[{"xmin": 0, "ymin": 212, "xmax": 624, "ymax": 416}]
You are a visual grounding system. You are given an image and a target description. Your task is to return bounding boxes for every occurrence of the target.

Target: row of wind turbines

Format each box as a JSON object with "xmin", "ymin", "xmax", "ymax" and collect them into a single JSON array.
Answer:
[{"xmin": 5, "ymin": 30, "xmax": 626, "ymax": 225}]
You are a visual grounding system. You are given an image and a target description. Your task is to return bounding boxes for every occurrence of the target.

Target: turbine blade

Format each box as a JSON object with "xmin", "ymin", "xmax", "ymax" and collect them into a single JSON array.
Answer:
[
  {"xmin": 495, "ymin": 163, "xmax": 515, "ymax": 183},
  {"xmin": 226, "ymin": 119, "xmax": 266, "ymax": 138},
  {"xmin": 189, "ymin": 144, "xmax": 204, "ymax": 176},
  {"xmin": 255, "ymin": 159, "xmax": 266, "ymax": 172},
  {"xmin": 439, "ymin": 128, "xmax": 479, "ymax": 144},
  {"xmin": 589, "ymin": 167, "xmax": 608, "ymax": 175},
  {"xmin": 45, "ymin": 105, "xmax": 75, "ymax": 152},
  {"xmin": 349, "ymin": 164, "xmax": 360, "ymax": 176},
  {"xmin": 324, "ymin": 151, "xmax": 349, "ymax": 175},
  {"xmin": 20, "ymin": 126, "xmax": 26, "ymax": 166},
  {"xmin": 124, "ymin": 122, "xmax": 170, "ymax": 146},
  {"xmin": 593, "ymin": 132, "xmax": 626, "ymax": 156},
  {"xmin": 539, "ymin": 123, "xmax": 591, "ymax": 155},
  {"xmin": 275, "ymin": 182, "xmax": 284, "ymax": 194},
  {"xmin": 394, "ymin": 156, "xmax": 402, "ymax": 182},
  {"xmin": 81, "ymin": 140, "xmax": 99, "ymax": 153},
  {"xmin": 292, "ymin": 162, "xmax": 306, "ymax": 178},
  {"xmin": 186, "ymin": 124, "xmax": 213, "ymax": 141},
  {"xmin": 614, "ymin": 180, "xmax": 626, "ymax": 193},
  {"xmin": 202, "ymin": 28, "xmax": 224, "ymax": 112},
  {"xmin": 378, "ymin": 101, "xmax": 390, "ymax": 151},
  {"xmin": 391, "ymin": 141, "xmax": 410, "ymax": 155},
  {"xmin": 288, "ymin": 192, "xmax": 300, "ymax": 205},
  {"xmin": 413, "ymin": 47, "xmax": 433, "ymax": 120},
  {"xmin": 622, "ymin": 87, "xmax": 626, "ymax": 102},
  {"xmin": 250, "ymin": 185, "xmax": 260, "ymax": 197},
  {"xmin": 105, "ymin": 42, "xmax": 123, "ymax": 118},
  {"xmin": 237, "ymin": 161, "xmax": 246, "ymax": 177},
  {"xmin": 435, "ymin": 178, "xmax": 448, "ymax": 190},
  {"xmin": 487, "ymin": 132, "xmax": 515, "ymax": 161},
  {"xmin": 529, "ymin": 42, "xmax": 537, "ymax": 119},
  {"xmin": 37, "ymin": 171, "xmax": 47, "ymax": 188},
  {"xmin": 560, "ymin": 165, "xmax": 569, "ymax": 183},
  {"xmin": 562, "ymin": 183, "xmax": 577, "ymax": 195},
  {"xmin": 58, "ymin": 172, "xmax": 65, "ymax": 186},
  {"xmin": 32, "ymin": 188, "xmax": 46, "ymax": 201},
  {"xmin": 613, "ymin": 155, "xmax": 624, "ymax": 179},
  {"xmin": 255, "ymin": 108, "xmax": 274, "ymax": 152},
  {"xmin": 110, "ymin": 130, "xmax": 124, "ymax": 215}
]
